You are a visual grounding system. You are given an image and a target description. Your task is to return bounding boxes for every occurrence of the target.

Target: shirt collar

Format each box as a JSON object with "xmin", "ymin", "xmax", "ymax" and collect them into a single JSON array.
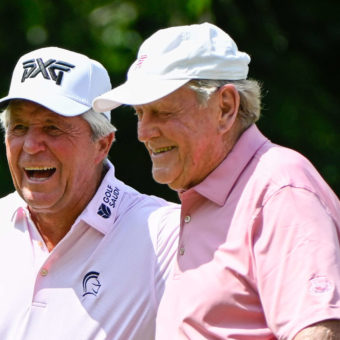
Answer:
[
  {"xmin": 6, "ymin": 192, "xmax": 28, "ymax": 221},
  {"xmin": 9, "ymin": 161, "xmax": 123, "ymax": 235},
  {"xmin": 74, "ymin": 160, "xmax": 124, "ymax": 235},
  {"xmin": 182, "ymin": 125, "xmax": 268, "ymax": 206}
]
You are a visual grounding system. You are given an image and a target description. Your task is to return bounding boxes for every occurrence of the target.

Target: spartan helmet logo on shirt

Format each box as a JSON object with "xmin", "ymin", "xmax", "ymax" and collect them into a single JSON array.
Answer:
[
  {"xmin": 82, "ymin": 271, "xmax": 101, "ymax": 297},
  {"xmin": 21, "ymin": 58, "xmax": 75, "ymax": 85}
]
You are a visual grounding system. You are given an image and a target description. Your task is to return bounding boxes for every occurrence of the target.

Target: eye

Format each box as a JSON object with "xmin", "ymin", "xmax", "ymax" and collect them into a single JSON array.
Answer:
[
  {"xmin": 158, "ymin": 111, "xmax": 172, "ymax": 118},
  {"xmin": 45, "ymin": 125, "xmax": 58, "ymax": 131},
  {"xmin": 10, "ymin": 124, "xmax": 28, "ymax": 135},
  {"xmin": 44, "ymin": 125, "xmax": 63, "ymax": 135}
]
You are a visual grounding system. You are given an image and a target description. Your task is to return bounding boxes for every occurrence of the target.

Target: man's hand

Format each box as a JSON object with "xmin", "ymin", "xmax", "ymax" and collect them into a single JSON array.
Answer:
[{"xmin": 294, "ymin": 320, "xmax": 340, "ymax": 339}]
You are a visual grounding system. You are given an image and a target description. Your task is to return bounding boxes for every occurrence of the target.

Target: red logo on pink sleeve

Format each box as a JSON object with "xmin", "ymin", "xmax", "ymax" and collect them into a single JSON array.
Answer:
[{"xmin": 309, "ymin": 276, "xmax": 333, "ymax": 295}]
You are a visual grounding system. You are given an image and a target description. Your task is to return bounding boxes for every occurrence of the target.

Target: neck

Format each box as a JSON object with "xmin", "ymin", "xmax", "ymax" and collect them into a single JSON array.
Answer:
[
  {"xmin": 31, "ymin": 213, "xmax": 73, "ymax": 252},
  {"xmin": 222, "ymin": 120, "xmax": 247, "ymax": 157}
]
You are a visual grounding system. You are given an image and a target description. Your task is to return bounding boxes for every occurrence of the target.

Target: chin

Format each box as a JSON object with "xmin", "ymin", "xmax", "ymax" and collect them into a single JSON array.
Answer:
[
  {"xmin": 152, "ymin": 168, "xmax": 184, "ymax": 189},
  {"xmin": 25, "ymin": 199, "xmax": 54, "ymax": 211},
  {"xmin": 152, "ymin": 176, "xmax": 179, "ymax": 192},
  {"xmin": 21, "ymin": 191, "xmax": 57, "ymax": 210},
  {"xmin": 152, "ymin": 171, "xmax": 172, "ymax": 185}
]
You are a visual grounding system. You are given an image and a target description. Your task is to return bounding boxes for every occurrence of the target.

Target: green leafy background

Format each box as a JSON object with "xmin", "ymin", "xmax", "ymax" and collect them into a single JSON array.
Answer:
[{"xmin": 0, "ymin": 0, "xmax": 339, "ymax": 202}]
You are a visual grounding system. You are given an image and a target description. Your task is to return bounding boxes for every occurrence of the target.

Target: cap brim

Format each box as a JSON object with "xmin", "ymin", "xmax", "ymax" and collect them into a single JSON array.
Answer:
[
  {"xmin": 0, "ymin": 89, "xmax": 91, "ymax": 117},
  {"xmin": 93, "ymin": 78, "xmax": 190, "ymax": 113}
]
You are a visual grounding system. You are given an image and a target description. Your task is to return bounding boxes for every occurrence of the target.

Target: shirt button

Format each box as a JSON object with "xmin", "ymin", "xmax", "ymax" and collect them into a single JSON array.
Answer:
[
  {"xmin": 179, "ymin": 246, "xmax": 185, "ymax": 256},
  {"xmin": 184, "ymin": 215, "xmax": 191, "ymax": 223},
  {"xmin": 40, "ymin": 268, "xmax": 48, "ymax": 276}
]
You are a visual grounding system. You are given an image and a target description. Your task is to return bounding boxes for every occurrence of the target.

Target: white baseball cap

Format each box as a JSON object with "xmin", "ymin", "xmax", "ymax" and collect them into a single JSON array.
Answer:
[
  {"xmin": 93, "ymin": 22, "xmax": 251, "ymax": 113},
  {"xmin": 0, "ymin": 46, "xmax": 112, "ymax": 120}
]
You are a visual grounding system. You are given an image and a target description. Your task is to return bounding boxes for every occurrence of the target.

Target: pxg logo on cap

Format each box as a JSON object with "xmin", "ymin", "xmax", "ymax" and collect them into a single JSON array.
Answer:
[
  {"xmin": 21, "ymin": 58, "xmax": 75, "ymax": 85},
  {"xmin": 0, "ymin": 47, "xmax": 112, "ymax": 120}
]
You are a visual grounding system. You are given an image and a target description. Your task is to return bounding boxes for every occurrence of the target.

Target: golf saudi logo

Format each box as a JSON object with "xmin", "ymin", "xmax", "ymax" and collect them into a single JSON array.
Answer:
[
  {"xmin": 97, "ymin": 184, "xmax": 120, "ymax": 219},
  {"xmin": 97, "ymin": 203, "xmax": 111, "ymax": 219}
]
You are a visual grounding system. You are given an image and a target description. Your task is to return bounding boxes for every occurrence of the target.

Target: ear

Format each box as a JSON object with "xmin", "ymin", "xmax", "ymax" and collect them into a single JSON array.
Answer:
[
  {"xmin": 94, "ymin": 132, "xmax": 115, "ymax": 164},
  {"xmin": 218, "ymin": 84, "xmax": 240, "ymax": 133}
]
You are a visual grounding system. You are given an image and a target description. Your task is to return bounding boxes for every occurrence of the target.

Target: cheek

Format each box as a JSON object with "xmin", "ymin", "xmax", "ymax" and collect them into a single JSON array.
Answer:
[
  {"xmin": 5, "ymin": 140, "xmax": 18, "ymax": 166},
  {"xmin": 67, "ymin": 144, "xmax": 99, "ymax": 174},
  {"xmin": 182, "ymin": 130, "xmax": 206, "ymax": 155},
  {"xmin": 5, "ymin": 149, "xmax": 21, "ymax": 188},
  {"xmin": 188, "ymin": 136, "xmax": 217, "ymax": 167}
]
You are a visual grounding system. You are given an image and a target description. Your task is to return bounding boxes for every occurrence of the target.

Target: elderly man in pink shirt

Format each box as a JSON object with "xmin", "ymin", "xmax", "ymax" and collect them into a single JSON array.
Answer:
[{"xmin": 94, "ymin": 23, "xmax": 340, "ymax": 339}]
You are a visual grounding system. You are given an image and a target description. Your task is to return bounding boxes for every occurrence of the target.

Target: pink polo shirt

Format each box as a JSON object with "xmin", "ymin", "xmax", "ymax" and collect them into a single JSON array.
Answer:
[
  {"xmin": 156, "ymin": 124, "xmax": 340, "ymax": 340},
  {"xmin": 0, "ymin": 160, "xmax": 180, "ymax": 340}
]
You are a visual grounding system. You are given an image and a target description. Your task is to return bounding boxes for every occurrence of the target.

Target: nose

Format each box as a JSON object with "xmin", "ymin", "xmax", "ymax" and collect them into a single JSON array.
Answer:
[
  {"xmin": 137, "ymin": 113, "xmax": 160, "ymax": 142},
  {"xmin": 23, "ymin": 127, "xmax": 46, "ymax": 154}
]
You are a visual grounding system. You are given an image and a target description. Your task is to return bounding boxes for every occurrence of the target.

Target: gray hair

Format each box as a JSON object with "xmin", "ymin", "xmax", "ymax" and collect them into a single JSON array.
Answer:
[
  {"xmin": 0, "ymin": 108, "xmax": 9, "ymax": 132},
  {"xmin": 0, "ymin": 101, "xmax": 116, "ymax": 141},
  {"xmin": 82, "ymin": 109, "xmax": 116, "ymax": 141},
  {"xmin": 187, "ymin": 79, "xmax": 262, "ymax": 129}
]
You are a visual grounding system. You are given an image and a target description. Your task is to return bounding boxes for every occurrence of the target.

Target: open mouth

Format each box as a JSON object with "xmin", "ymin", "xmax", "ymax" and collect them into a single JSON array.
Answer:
[
  {"xmin": 153, "ymin": 146, "xmax": 176, "ymax": 155},
  {"xmin": 24, "ymin": 167, "xmax": 56, "ymax": 180}
]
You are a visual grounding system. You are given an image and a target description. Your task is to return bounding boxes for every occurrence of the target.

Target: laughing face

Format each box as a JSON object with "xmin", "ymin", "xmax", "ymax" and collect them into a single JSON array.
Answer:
[
  {"xmin": 5, "ymin": 101, "xmax": 105, "ymax": 216},
  {"xmin": 135, "ymin": 85, "xmax": 229, "ymax": 191}
]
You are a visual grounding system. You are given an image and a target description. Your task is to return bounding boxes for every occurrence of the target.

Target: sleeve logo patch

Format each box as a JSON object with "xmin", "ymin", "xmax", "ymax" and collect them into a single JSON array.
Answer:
[{"xmin": 309, "ymin": 276, "xmax": 333, "ymax": 295}]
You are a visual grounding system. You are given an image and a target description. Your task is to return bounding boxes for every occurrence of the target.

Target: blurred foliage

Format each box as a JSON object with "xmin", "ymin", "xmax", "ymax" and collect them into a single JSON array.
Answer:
[{"xmin": 0, "ymin": 0, "xmax": 339, "ymax": 201}]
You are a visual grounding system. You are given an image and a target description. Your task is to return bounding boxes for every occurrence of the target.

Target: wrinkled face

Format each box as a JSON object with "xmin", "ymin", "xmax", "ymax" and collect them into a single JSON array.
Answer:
[
  {"xmin": 135, "ymin": 86, "xmax": 227, "ymax": 191},
  {"xmin": 5, "ymin": 101, "xmax": 104, "ymax": 215}
]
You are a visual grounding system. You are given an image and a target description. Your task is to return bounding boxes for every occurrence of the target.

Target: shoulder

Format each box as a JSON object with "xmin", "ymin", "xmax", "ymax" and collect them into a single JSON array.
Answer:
[
  {"xmin": 0, "ymin": 191, "xmax": 25, "ymax": 237},
  {"xmin": 102, "ymin": 173, "xmax": 180, "ymax": 229},
  {"xmin": 255, "ymin": 143, "xmax": 317, "ymax": 182},
  {"xmin": 124, "ymin": 191, "xmax": 180, "ymax": 227},
  {"xmin": 0, "ymin": 191, "xmax": 24, "ymax": 212},
  {"xmin": 120, "ymin": 181, "xmax": 179, "ymax": 214},
  {"xmin": 145, "ymin": 198, "xmax": 181, "ymax": 233},
  {"xmin": 121, "ymin": 189, "xmax": 180, "ymax": 243},
  {"xmin": 252, "ymin": 143, "xmax": 338, "ymax": 203},
  {"xmin": 233, "ymin": 142, "xmax": 340, "ymax": 230}
]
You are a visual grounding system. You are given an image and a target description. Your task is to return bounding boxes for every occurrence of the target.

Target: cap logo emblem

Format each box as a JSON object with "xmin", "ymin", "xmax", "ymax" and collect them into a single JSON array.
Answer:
[
  {"xmin": 21, "ymin": 58, "xmax": 75, "ymax": 85},
  {"xmin": 136, "ymin": 54, "xmax": 148, "ymax": 68}
]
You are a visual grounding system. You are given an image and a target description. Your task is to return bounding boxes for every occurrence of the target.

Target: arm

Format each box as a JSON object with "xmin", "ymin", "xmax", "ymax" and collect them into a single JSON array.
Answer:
[{"xmin": 293, "ymin": 320, "xmax": 340, "ymax": 340}]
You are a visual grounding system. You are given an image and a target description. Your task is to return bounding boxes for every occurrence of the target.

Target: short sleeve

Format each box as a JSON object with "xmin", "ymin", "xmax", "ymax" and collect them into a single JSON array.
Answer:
[{"xmin": 253, "ymin": 186, "xmax": 340, "ymax": 339}]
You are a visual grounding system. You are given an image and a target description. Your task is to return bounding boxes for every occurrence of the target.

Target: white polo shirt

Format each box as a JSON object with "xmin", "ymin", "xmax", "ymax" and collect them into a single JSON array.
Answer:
[{"xmin": 0, "ymin": 160, "xmax": 180, "ymax": 340}]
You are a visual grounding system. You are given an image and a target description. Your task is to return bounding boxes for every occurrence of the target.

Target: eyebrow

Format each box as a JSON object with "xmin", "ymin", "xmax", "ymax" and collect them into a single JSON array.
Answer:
[{"xmin": 9, "ymin": 113, "xmax": 65, "ymax": 127}]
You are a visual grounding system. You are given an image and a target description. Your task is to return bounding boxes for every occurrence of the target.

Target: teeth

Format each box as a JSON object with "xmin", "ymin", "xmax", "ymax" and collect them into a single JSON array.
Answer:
[
  {"xmin": 154, "ymin": 146, "xmax": 174, "ymax": 154},
  {"xmin": 25, "ymin": 167, "xmax": 55, "ymax": 171}
]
